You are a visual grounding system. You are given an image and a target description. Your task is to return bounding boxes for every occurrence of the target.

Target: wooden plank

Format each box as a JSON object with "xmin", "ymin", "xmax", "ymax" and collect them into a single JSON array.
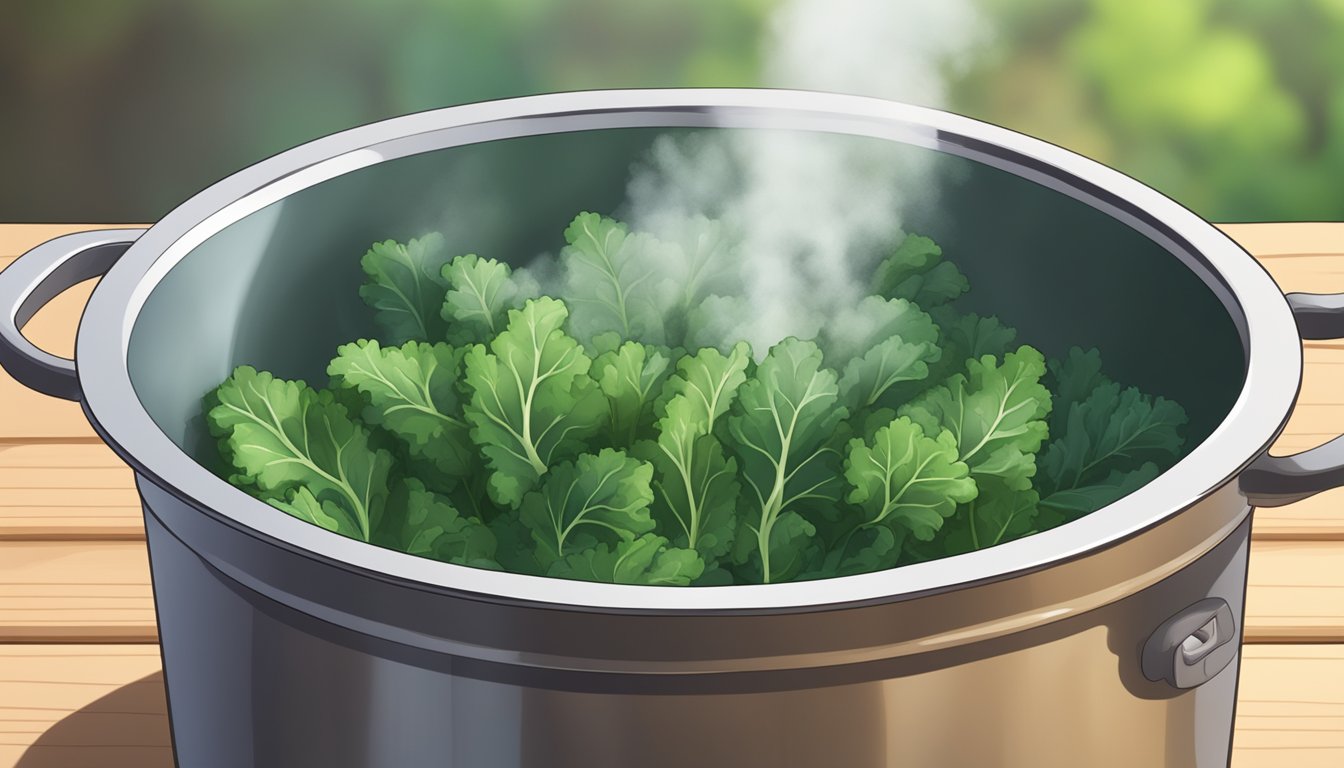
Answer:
[
  {"xmin": 0, "ymin": 643, "xmax": 1334, "ymax": 768},
  {"xmin": 0, "ymin": 225, "xmax": 149, "ymax": 260},
  {"xmin": 0, "ymin": 536, "xmax": 1336, "ymax": 643},
  {"xmin": 1245, "ymin": 541, "xmax": 1344, "ymax": 642},
  {"xmin": 1217, "ymin": 222, "xmax": 1344, "ymax": 260},
  {"xmin": 1247, "ymin": 225, "xmax": 1344, "ymax": 544},
  {"xmin": 1233, "ymin": 645, "xmax": 1344, "ymax": 767},
  {"xmin": 0, "ymin": 542, "xmax": 156, "ymax": 643},
  {"xmin": 0, "ymin": 644, "xmax": 170, "ymax": 767},
  {"xmin": 0, "ymin": 444, "xmax": 141, "ymax": 540}
]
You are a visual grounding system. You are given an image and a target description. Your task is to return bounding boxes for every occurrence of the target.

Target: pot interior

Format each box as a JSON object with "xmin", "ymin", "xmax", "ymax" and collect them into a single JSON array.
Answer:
[{"xmin": 125, "ymin": 122, "xmax": 1247, "ymax": 555}]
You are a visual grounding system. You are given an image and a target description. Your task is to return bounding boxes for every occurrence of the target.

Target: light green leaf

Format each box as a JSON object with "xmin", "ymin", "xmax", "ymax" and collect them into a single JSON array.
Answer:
[
  {"xmin": 560, "ymin": 212, "xmax": 675, "ymax": 346},
  {"xmin": 206, "ymin": 367, "xmax": 393, "ymax": 540},
  {"xmin": 844, "ymin": 416, "xmax": 978, "ymax": 541},
  {"xmin": 943, "ymin": 478, "xmax": 1042, "ymax": 554},
  {"xmin": 873, "ymin": 233, "xmax": 969, "ymax": 308},
  {"xmin": 328, "ymin": 339, "xmax": 473, "ymax": 480},
  {"xmin": 358, "ymin": 233, "xmax": 452, "ymax": 342},
  {"xmin": 440, "ymin": 253, "xmax": 536, "ymax": 345},
  {"xmin": 726, "ymin": 338, "xmax": 846, "ymax": 583},
  {"xmin": 636, "ymin": 410, "xmax": 740, "ymax": 563},
  {"xmin": 548, "ymin": 533, "xmax": 705, "ymax": 585},
  {"xmin": 518, "ymin": 449, "xmax": 657, "ymax": 568},
  {"xmin": 657, "ymin": 342, "xmax": 752, "ymax": 433},
  {"xmin": 900, "ymin": 346, "xmax": 1053, "ymax": 491},
  {"xmin": 632, "ymin": 343, "xmax": 750, "ymax": 567},
  {"xmin": 462, "ymin": 297, "xmax": 606, "ymax": 507},
  {"xmin": 660, "ymin": 216, "xmax": 740, "ymax": 346},
  {"xmin": 730, "ymin": 510, "xmax": 818, "ymax": 584},
  {"xmin": 826, "ymin": 297, "xmax": 941, "ymax": 410},
  {"xmin": 592, "ymin": 340, "xmax": 673, "ymax": 447},
  {"xmin": 269, "ymin": 486, "xmax": 359, "ymax": 537}
]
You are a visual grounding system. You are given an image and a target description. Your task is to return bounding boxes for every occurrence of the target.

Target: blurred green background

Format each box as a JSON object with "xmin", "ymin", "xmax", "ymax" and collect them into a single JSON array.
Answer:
[{"xmin": 3, "ymin": 0, "xmax": 1343, "ymax": 222}]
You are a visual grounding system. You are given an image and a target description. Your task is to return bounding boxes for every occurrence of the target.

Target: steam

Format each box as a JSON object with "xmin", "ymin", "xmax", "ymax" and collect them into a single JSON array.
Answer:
[{"xmin": 621, "ymin": 0, "xmax": 989, "ymax": 356}]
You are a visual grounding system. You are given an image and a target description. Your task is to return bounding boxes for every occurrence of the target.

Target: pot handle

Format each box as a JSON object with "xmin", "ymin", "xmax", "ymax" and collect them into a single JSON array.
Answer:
[
  {"xmin": 0, "ymin": 228, "xmax": 146, "ymax": 401},
  {"xmin": 1241, "ymin": 291, "xmax": 1344, "ymax": 507}
]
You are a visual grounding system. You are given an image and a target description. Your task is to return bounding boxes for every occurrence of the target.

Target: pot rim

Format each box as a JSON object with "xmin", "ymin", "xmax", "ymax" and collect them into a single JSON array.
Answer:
[{"xmin": 78, "ymin": 88, "xmax": 1300, "ymax": 612}]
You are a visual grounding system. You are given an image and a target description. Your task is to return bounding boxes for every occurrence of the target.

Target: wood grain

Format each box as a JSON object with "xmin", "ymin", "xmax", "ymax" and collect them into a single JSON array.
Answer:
[
  {"xmin": 0, "ymin": 226, "xmax": 148, "ymax": 260},
  {"xmin": 1245, "ymin": 541, "xmax": 1344, "ymax": 642},
  {"xmin": 1217, "ymin": 222, "xmax": 1344, "ymax": 260},
  {"xmin": 0, "ymin": 444, "xmax": 141, "ymax": 540},
  {"xmin": 1233, "ymin": 645, "xmax": 1344, "ymax": 767},
  {"xmin": 0, "ymin": 643, "xmax": 1334, "ymax": 768},
  {"xmin": 0, "ymin": 645, "xmax": 170, "ymax": 767},
  {"xmin": 0, "ymin": 542, "xmax": 156, "ymax": 643}
]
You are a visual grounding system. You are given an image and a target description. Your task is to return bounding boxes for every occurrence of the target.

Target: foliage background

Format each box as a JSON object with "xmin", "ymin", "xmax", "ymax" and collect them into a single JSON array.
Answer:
[{"xmin": 2, "ymin": 0, "xmax": 1342, "ymax": 222}]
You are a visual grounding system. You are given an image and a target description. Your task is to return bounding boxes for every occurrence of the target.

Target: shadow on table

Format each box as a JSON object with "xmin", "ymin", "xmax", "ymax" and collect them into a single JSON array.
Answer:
[{"xmin": 17, "ymin": 672, "xmax": 174, "ymax": 768}]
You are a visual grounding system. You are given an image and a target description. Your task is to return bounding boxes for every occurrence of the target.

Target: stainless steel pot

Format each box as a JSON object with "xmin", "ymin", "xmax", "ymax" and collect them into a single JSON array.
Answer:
[{"xmin": 2, "ymin": 89, "xmax": 1341, "ymax": 768}]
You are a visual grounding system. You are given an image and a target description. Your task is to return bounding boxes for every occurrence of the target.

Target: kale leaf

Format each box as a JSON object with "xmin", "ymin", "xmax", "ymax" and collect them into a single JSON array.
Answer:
[
  {"xmin": 726, "ymin": 338, "xmax": 847, "ymax": 583},
  {"xmin": 518, "ymin": 448, "xmax": 657, "ymax": 569},
  {"xmin": 461, "ymin": 297, "xmax": 606, "ymax": 506},
  {"xmin": 440, "ymin": 253, "xmax": 537, "ymax": 345},
  {"xmin": 873, "ymin": 233, "xmax": 970, "ymax": 308},
  {"xmin": 207, "ymin": 366, "xmax": 394, "ymax": 540},
  {"xmin": 205, "ymin": 221, "xmax": 1196, "ymax": 587},
  {"xmin": 328, "ymin": 339, "xmax": 474, "ymax": 484},
  {"xmin": 901, "ymin": 346, "xmax": 1053, "ymax": 492},
  {"xmin": 560, "ymin": 212, "xmax": 675, "ymax": 348},
  {"xmin": 359, "ymin": 233, "xmax": 453, "ymax": 343}
]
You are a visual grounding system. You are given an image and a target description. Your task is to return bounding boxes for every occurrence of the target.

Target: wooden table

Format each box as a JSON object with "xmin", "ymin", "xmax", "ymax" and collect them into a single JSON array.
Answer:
[{"xmin": 2, "ymin": 223, "xmax": 1344, "ymax": 767}]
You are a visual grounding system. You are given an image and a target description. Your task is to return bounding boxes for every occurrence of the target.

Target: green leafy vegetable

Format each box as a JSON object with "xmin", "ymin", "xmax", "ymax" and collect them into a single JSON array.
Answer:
[
  {"xmin": 667, "ymin": 216, "xmax": 738, "ymax": 308},
  {"xmin": 634, "ymin": 344, "xmax": 750, "ymax": 568},
  {"xmin": 1038, "ymin": 383, "xmax": 1187, "ymax": 494},
  {"xmin": 942, "ymin": 479, "xmax": 1041, "ymax": 555},
  {"xmin": 549, "ymin": 533, "xmax": 704, "ymax": 585},
  {"xmin": 843, "ymin": 416, "xmax": 978, "ymax": 542},
  {"xmin": 560, "ymin": 212, "xmax": 674, "ymax": 347},
  {"xmin": 328, "ymin": 339, "xmax": 473, "ymax": 483},
  {"xmin": 359, "ymin": 233, "xmax": 453, "ymax": 343},
  {"xmin": 440, "ymin": 253, "xmax": 536, "ymax": 345},
  {"xmin": 727, "ymin": 338, "xmax": 847, "ymax": 583},
  {"xmin": 205, "ymin": 220, "xmax": 1194, "ymax": 587},
  {"xmin": 1038, "ymin": 464, "xmax": 1160, "ymax": 524},
  {"xmin": 936, "ymin": 312, "xmax": 1019, "ymax": 368},
  {"xmin": 824, "ymin": 296, "xmax": 941, "ymax": 410},
  {"xmin": 806, "ymin": 525, "xmax": 903, "ymax": 578},
  {"xmin": 207, "ymin": 366, "xmax": 394, "ymax": 540},
  {"xmin": 1046, "ymin": 347, "xmax": 1111, "ymax": 437},
  {"xmin": 376, "ymin": 478, "xmax": 498, "ymax": 567},
  {"xmin": 592, "ymin": 340, "xmax": 673, "ymax": 447},
  {"xmin": 873, "ymin": 233, "xmax": 970, "ymax": 307},
  {"xmin": 270, "ymin": 486, "xmax": 359, "ymax": 538},
  {"xmin": 518, "ymin": 448, "xmax": 657, "ymax": 569},
  {"xmin": 462, "ymin": 297, "xmax": 605, "ymax": 506},
  {"xmin": 901, "ymin": 346, "xmax": 1053, "ymax": 492}
]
